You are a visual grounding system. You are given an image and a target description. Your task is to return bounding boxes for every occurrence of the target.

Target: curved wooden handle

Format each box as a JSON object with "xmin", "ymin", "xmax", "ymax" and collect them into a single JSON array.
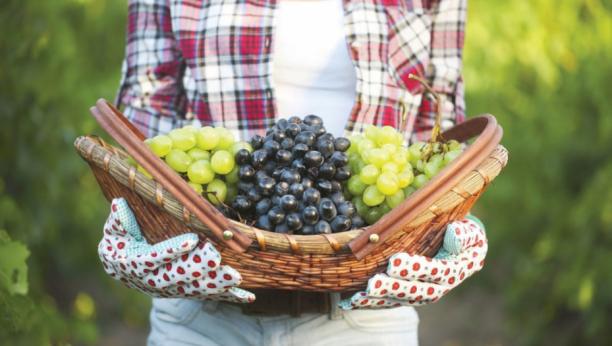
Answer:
[
  {"xmin": 90, "ymin": 99, "xmax": 252, "ymax": 253},
  {"xmin": 348, "ymin": 115, "xmax": 503, "ymax": 260}
]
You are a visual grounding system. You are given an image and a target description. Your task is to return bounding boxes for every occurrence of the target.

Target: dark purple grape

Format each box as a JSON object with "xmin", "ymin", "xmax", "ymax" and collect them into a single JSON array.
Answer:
[
  {"xmin": 291, "ymin": 159, "xmax": 307, "ymax": 176},
  {"xmin": 330, "ymin": 215, "xmax": 351, "ymax": 233},
  {"xmin": 301, "ymin": 177, "xmax": 314, "ymax": 189},
  {"xmin": 316, "ymin": 133, "xmax": 334, "ymax": 148},
  {"xmin": 273, "ymin": 130, "xmax": 287, "ymax": 143},
  {"xmin": 296, "ymin": 200, "xmax": 306, "ymax": 213},
  {"xmin": 247, "ymin": 188, "xmax": 263, "ymax": 202},
  {"xmin": 268, "ymin": 206, "xmax": 286, "ymax": 225},
  {"xmin": 303, "ymin": 206, "xmax": 320, "ymax": 226},
  {"xmin": 250, "ymin": 149, "xmax": 268, "ymax": 168},
  {"xmin": 318, "ymin": 163, "xmax": 336, "ymax": 180},
  {"xmin": 280, "ymin": 195, "xmax": 298, "ymax": 212},
  {"xmin": 272, "ymin": 166, "xmax": 287, "ymax": 181},
  {"xmin": 301, "ymin": 225, "xmax": 315, "ymax": 235},
  {"xmin": 319, "ymin": 200, "xmax": 337, "ymax": 221},
  {"xmin": 236, "ymin": 181, "xmax": 255, "ymax": 194},
  {"xmin": 281, "ymin": 137, "xmax": 295, "ymax": 150},
  {"xmin": 289, "ymin": 183, "xmax": 304, "ymax": 199},
  {"xmin": 304, "ymin": 151, "xmax": 324, "ymax": 167},
  {"xmin": 314, "ymin": 220, "xmax": 332, "ymax": 234},
  {"xmin": 307, "ymin": 167, "xmax": 318, "ymax": 180},
  {"xmin": 274, "ymin": 182, "xmax": 290, "ymax": 196},
  {"xmin": 275, "ymin": 222, "xmax": 291, "ymax": 234},
  {"xmin": 256, "ymin": 215, "xmax": 274, "ymax": 231},
  {"xmin": 258, "ymin": 177, "xmax": 276, "ymax": 192},
  {"xmin": 261, "ymin": 161, "xmax": 277, "ymax": 176},
  {"xmin": 263, "ymin": 140, "xmax": 281, "ymax": 159},
  {"xmin": 316, "ymin": 179, "xmax": 333, "ymax": 196},
  {"xmin": 350, "ymin": 214, "xmax": 366, "ymax": 229},
  {"xmin": 270, "ymin": 194, "xmax": 281, "ymax": 206},
  {"xmin": 285, "ymin": 123, "xmax": 301, "ymax": 138},
  {"xmin": 330, "ymin": 191, "xmax": 345, "ymax": 205},
  {"xmin": 303, "ymin": 188, "xmax": 321, "ymax": 206},
  {"xmin": 304, "ymin": 115, "xmax": 323, "ymax": 126},
  {"xmin": 288, "ymin": 116, "xmax": 302, "ymax": 124},
  {"xmin": 277, "ymin": 119, "xmax": 289, "ymax": 131},
  {"xmin": 266, "ymin": 126, "xmax": 277, "ymax": 136},
  {"xmin": 333, "ymin": 166, "xmax": 351, "ymax": 181},
  {"xmin": 309, "ymin": 125, "xmax": 326, "ymax": 137},
  {"xmin": 299, "ymin": 123, "xmax": 309, "ymax": 132},
  {"xmin": 238, "ymin": 165, "xmax": 255, "ymax": 181},
  {"xmin": 265, "ymin": 133, "xmax": 274, "ymax": 142},
  {"xmin": 256, "ymin": 198, "xmax": 273, "ymax": 215},
  {"xmin": 291, "ymin": 143, "xmax": 309, "ymax": 158},
  {"xmin": 318, "ymin": 140, "xmax": 334, "ymax": 158},
  {"xmin": 333, "ymin": 137, "xmax": 351, "ymax": 152},
  {"xmin": 251, "ymin": 135, "xmax": 265, "ymax": 150},
  {"xmin": 295, "ymin": 131, "xmax": 316, "ymax": 147},
  {"xmin": 276, "ymin": 150, "xmax": 293, "ymax": 165},
  {"xmin": 337, "ymin": 201, "xmax": 355, "ymax": 217},
  {"xmin": 330, "ymin": 180, "xmax": 343, "ymax": 193},
  {"xmin": 286, "ymin": 213, "xmax": 303, "ymax": 231},
  {"xmin": 255, "ymin": 170, "xmax": 269, "ymax": 183},
  {"xmin": 231, "ymin": 195, "xmax": 251, "ymax": 212},
  {"xmin": 234, "ymin": 149, "xmax": 251, "ymax": 165},
  {"xmin": 281, "ymin": 169, "xmax": 301, "ymax": 184},
  {"xmin": 330, "ymin": 152, "xmax": 348, "ymax": 167}
]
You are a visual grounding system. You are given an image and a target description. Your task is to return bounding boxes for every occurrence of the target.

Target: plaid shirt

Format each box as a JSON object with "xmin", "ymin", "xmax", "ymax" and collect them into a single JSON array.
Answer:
[{"xmin": 116, "ymin": 0, "xmax": 466, "ymax": 142}]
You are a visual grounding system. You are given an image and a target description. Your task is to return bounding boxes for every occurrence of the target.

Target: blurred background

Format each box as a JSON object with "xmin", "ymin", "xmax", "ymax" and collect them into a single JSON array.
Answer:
[{"xmin": 1, "ymin": 0, "xmax": 611, "ymax": 345}]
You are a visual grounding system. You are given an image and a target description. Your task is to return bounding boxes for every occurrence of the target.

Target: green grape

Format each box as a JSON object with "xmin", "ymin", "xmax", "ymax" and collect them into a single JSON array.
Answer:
[
  {"xmin": 376, "ymin": 172, "xmax": 399, "ymax": 195},
  {"xmin": 402, "ymin": 186, "xmax": 416, "ymax": 199},
  {"xmin": 365, "ymin": 207, "xmax": 383, "ymax": 225},
  {"xmin": 182, "ymin": 125, "xmax": 199, "ymax": 135},
  {"xmin": 187, "ymin": 181, "xmax": 203, "ymax": 195},
  {"xmin": 416, "ymin": 159, "xmax": 426, "ymax": 172},
  {"xmin": 411, "ymin": 174, "xmax": 430, "ymax": 189},
  {"xmin": 359, "ymin": 165, "xmax": 380, "ymax": 185},
  {"xmin": 376, "ymin": 126, "xmax": 396, "ymax": 147},
  {"xmin": 205, "ymin": 179, "xmax": 227, "ymax": 205},
  {"xmin": 386, "ymin": 189, "xmax": 405, "ymax": 209},
  {"xmin": 196, "ymin": 126, "xmax": 219, "ymax": 150},
  {"xmin": 348, "ymin": 134, "xmax": 365, "ymax": 153},
  {"xmin": 149, "ymin": 135, "xmax": 173, "ymax": 157},
  {"xmin": 352, "ymin": 196, "xmax": 371, "ymax": 216},
  {"xmin": 397, "ymin": 166, "xmax": 415, "ymax": 188},
  {"xmin": 137, "ymin": 164, "xmax": 153, "ymax": 179},
  {"xmin": 358, "ymin": 139, "xmax": 376, "ymax": 155},
  {"xmin": 343, "ymin": 188, "xmax": 353, "ymax": 201},
  {"xmin": 143, "ymin": 138, "xmax": 152, "ymax": 146},
  {"xmin": 226, "ymin": 184, "xmax": 239, "ymax": 205},
  {"xmin": 347, "ymin": 175, "xmax": 367, "ymax": 196},
  {"xmin": 382, "ymin": 143, "xmax": 397, "ymax": 155},
  {"xmin": 424, "ymin": 162, "xmax": 441, "ymax": 179},
  {"xmin": 347, "ymin": 152, "xmax": 361, "ymax": 163},
  {"xmin": 391, "ymin": 152, "xmax": 407, "ymax": 170},
  {"xmin": 166, "ymin": 149, "xmax": 192, "ymax": 172},
  {"xmin": 225, "ymin": 165, "xmax": 240, "ymax": 184},
  {"xmin": 211, "ymin": 150, "xmax": 234, "ymax": 174},
  {"xmin": 168, "ymin": 128, "xmax": 196, "ymax": 151},
  {"xmin": 361, "ymin": 149, "xmax": 372, "ymax": 164},
  {"xmin": 381, "ymin": 162, "xmax": 399, "ymax": 174},
  {"xmin": 354, "ymin": 159, "xmax": 367, "ymax": 174},
  {"xmin": 364, "ymin": 125, "xmax": 379, "ymax": 141},
  {"xmin": 228, "ymin": 141, "xmax": 253, "ymax": 157},
  {"xmin": 429, "ymin": 154, "xmax": 444, "ymax": 167},
  {"xmin": 393, "ymin": 132, "xmax": 404, "ymax": 147},
  {"xmin": 187, "ymin": 148, "xmax": 211, "ymax": 162},
  {"xmin": 409, "ymin": 142, "xmax": 427, "ymax": 167},
  {"xmin": 379, "ymin": 201, "xmax": 392, "ymax": 214},
  {"xmin": 363, "ymin": 185, "xmax": 386, "ymax": 206},
  {"xmin": 214, "ymin": 127, "xmax": 236, "ymax": 151},
  {"xmin": 396, "ymin": 146, "xmax": 410, "ymax": 162},
  {"xmin": 447, "ymin": 140, "xmax": 462, "ymax": 151},
  {"xmin": 432, "ymin": 142, "xmax": 443, "ymax": 154},
  {"xmin": 443, "ymin": 150, "xmax": 463, "ymax": 166},
  {"xmin": 187, "ymin": 160, "xmax": 215, "ymax": 184},
  {"xmin": 369, "ymin": 148, "xmax": 390, "ymax": 168},
  {"xmin": 126, "ymin": 156, "xmax": 138, "ymax": 167}
]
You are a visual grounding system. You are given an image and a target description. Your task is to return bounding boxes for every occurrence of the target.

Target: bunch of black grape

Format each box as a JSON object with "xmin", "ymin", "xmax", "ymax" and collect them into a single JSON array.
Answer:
[{"xmin": 229, "ymin": 115, "xmax": 366, "ymax": 234}]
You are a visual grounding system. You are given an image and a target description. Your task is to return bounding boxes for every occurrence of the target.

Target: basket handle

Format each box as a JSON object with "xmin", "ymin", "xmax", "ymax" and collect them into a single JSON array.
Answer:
[
  {"xmin": 90, "ymin": 99, "xmax": 252, "ymax": 253},
  {"xmin": 348, "ymin": 114, "xmax": 503, "ymax": 260}
]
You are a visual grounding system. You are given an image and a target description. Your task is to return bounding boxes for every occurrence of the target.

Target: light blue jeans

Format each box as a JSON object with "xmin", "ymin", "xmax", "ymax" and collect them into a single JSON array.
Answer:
[{"xmin": 148, "ymin": 298, "xmax": 419, "ymax": 346}]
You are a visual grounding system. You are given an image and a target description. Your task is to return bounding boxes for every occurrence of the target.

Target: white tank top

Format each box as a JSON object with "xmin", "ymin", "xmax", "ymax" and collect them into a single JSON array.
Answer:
[{"xmin": 273, "ymin": 0, "xmax": 357, "ymax": 137}]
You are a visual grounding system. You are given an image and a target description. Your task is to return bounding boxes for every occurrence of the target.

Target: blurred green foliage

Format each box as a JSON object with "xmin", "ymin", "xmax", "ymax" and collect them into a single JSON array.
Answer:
[{"xmin": 0, "ymin": 0, "xmax": 611, "ymax": 344}]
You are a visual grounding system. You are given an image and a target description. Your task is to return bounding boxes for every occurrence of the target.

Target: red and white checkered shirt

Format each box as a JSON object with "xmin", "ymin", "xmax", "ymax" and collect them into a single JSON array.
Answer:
[{"xmin": 116, "ymin": 0, "xmax": 466, "ymax": 142}]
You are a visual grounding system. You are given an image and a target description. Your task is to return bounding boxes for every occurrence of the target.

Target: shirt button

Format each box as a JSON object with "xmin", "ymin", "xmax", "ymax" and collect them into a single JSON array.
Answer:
[{"xmin": 351, "ymin": 40, "xmax": 362, "ymax": 50}]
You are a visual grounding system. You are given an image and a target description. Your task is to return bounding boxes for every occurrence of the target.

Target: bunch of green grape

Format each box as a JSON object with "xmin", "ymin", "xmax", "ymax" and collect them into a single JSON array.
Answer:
[
  {"xmin": 344, "ymin": 125, "xmax": 463, "ymax": 225},
  {"xmin": 126, "ymin": 125, "xmax": 252, "ymax": 206}
]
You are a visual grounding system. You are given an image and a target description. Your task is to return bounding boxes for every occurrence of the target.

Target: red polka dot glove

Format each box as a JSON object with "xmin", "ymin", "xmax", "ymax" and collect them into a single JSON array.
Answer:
[
  {"xmin": 98, "ymin": 198, "xmax": 255, "ymax": 303},
  {"xmin": 338, "ymin": 217, "xmax": 487, "ymax": 309}
]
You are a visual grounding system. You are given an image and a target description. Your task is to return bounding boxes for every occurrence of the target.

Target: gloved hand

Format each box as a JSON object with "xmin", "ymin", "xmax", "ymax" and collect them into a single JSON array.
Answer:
[
  {"xmin": 98, "ymin": 198, "xmax": 255, "ymax": 303},
  {"xmin": 339, "ymin": 216, "xmax": 487, "ymax": 309}
]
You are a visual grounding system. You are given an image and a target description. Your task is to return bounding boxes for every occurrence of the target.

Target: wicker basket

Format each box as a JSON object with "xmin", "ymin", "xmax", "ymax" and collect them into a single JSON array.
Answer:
[{"xmin": 75, "ymin": 99, "xmax": 508, "ymax": 292}]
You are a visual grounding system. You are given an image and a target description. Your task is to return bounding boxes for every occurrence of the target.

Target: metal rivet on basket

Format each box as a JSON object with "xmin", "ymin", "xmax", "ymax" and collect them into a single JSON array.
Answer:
[
  {"xmin": 223, "ymin": 230, "xmax": 233, "ymax": 241},
  {"xmin": 369, "ymin": 234, "xmax": 380, "ymax": 244}
]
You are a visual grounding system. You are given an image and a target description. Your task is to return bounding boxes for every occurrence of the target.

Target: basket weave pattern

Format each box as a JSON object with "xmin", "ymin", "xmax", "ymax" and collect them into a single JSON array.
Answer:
[{"xmin": 76, "ymin": 135, "xmax": 507, "ymax": 292}]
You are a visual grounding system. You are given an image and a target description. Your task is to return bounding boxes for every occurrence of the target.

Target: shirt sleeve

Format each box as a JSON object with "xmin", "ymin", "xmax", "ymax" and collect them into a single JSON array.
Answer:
[
  {"xmin": 115, "ymin": 0, "xmax": 187, "ymax": 138},
  {"xmin": 413, "ymin": 0, "xmax": 466, "ymax": 142}
]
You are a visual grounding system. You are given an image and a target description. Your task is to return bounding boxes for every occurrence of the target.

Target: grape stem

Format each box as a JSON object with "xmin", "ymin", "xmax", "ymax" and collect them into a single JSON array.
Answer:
[{"xmin": 408, "ymin": 74, "xmax": 447, "ymax": 162}]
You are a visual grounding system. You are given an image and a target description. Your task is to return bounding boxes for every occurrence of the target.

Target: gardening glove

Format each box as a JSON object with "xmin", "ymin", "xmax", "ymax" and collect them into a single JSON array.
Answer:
[
  {"xmin": 339, "ymin": 216, "xmax": 487, "ymax": 309},
  {"xmin": 98, "ymin": 197, "xmax": 255, "ymax": 303}
]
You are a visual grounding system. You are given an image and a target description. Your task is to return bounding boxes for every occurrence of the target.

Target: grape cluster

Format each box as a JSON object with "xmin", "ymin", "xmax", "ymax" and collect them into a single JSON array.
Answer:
[
  {"xmin": 230, "ymin": 115, "xmax": 363, "ymax": 234},
  {"xmin": 129, "ymin": 125, "xmax": 252, "ymax": 206},
  {"xmin": 344, "ymin": 125, "xmax": 463, "ymax": 225}
]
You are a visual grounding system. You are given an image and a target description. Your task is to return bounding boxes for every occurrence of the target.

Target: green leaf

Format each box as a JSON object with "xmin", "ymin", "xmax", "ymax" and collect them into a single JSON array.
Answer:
[{"xmin": 0, "ymin": 230, "xmax": 30, "ymax": 296}]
